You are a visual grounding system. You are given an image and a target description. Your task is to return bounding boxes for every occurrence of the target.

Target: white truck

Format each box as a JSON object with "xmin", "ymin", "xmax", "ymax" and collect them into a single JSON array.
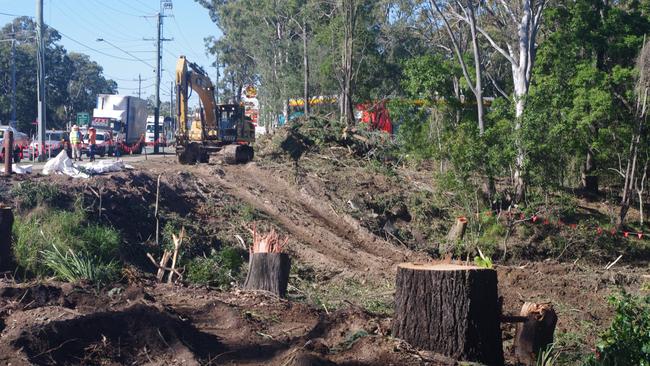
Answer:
[{"xmin": 92, "ymin": 95, "xmax": 147, "ymax": 154}]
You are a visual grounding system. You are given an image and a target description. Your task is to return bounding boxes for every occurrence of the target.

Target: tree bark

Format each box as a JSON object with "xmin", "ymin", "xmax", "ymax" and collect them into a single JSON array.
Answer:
[
  {"xmin": 244, "ymin": 253, "xmax": 291, "ymax": 297},
  {"xmin": 392, "ymin": 263, "xmax": 504, "ymax": 366},
  {"xmin": 302, "ymin": 19, "xmax": 310, "ymax": 119},
  {"xmin": 514, "ymin": 302, "xmax": 558, "ymax": 366},
  {"xmin": 0, "ymin": 207, "xmax": 15, "ymax": 272}
]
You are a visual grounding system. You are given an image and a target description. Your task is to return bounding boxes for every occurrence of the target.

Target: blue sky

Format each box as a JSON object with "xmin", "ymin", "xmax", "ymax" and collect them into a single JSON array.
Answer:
[{"xmin": 0, "ymin": 0, "xmax": 221, "ymax": 106}]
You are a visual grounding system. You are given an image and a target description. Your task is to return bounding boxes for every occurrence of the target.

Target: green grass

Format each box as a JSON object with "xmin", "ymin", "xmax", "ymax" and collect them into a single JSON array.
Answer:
[
  {"xmin": 185, "ymin": 247, "xmax": 246, "ymax": 288},
  {"xmin": 13, "ymin": 206, "xmax": 121, "ymax": 281},
  {"xmin": 42, "ymin": 245, "xmax": 119, "ymax": 284},
  {"xmin": 11, "ymin": 181, "xmax": 66, "ymax": 210}
]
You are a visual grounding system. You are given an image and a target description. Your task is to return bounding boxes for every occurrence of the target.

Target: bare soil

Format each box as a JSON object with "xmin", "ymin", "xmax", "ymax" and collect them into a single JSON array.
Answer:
[{"xmin": 0, "ymin": 141, "xmax": 647, "ymax": 365}]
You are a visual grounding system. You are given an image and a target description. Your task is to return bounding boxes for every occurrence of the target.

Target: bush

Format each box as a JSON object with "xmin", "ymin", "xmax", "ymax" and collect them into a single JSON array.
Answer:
[
  {"xmin": 13, "ymin": 207, "xmax": 121, "ymax": 279},
  {"xmin": 185, "ymin": 247, "xmax": 245, "ymax": 288},
  {"xmin": 585, "ymin": 292, "xmax": 650, "ymax": 366}
]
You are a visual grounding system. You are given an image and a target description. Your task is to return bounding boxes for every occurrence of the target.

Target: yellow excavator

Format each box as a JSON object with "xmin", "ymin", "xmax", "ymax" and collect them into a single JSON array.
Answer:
[{"xmin": 175, "ymin": 55, "xmax": 255, "ymax": 164}]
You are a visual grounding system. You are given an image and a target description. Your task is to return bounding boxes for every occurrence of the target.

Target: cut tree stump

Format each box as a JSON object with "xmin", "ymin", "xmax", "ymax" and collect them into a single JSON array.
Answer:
[
  {"xmin": 244, "ymin": 253, "xmax": 291, "ymax": 297},
  {"xmin": 446, "ymin": 216, "xmax": 468, "ymax": 242},
  {"xmin": 392, "ymin": 263, "xmax": 504, "ymax": 366},
  {"xmin": 514, "ymin": 302, "xmax": 557, "ymax": 365},
  {"xmin": 0, "ymin": 207, "xmax": 14, "ymax": 271}
]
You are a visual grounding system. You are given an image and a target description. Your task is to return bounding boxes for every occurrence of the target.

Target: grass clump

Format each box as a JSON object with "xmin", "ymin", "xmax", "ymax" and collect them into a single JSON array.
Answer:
[
  {"xmin": 42, "ymin": 245, "xmax": 119, "ymax": 284},
  {"xmin": 185, "ymin": 247, "xmax": 245, "ymax": 288},
  {"xmin": 13, "ymin": 206, "xmax": 121, "ymax": 282},
  {"xmin": 11, "ymin": 181, "xmax": 66, "ymax": 210}
]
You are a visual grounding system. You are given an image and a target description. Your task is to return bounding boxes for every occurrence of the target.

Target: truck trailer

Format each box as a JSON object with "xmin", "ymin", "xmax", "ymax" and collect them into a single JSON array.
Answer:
[{"xmin": 92, "ymin": 95, "xmax": 147, "ymax": 154}]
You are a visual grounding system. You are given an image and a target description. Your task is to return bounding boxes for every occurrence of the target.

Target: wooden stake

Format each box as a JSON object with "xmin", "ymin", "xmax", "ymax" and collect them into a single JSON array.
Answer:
[{"xmin": 168, "ymin": 227, "xmax": 184, "ymax": 283}]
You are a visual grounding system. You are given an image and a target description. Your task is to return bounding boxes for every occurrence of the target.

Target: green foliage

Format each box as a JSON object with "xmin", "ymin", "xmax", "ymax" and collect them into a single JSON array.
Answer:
[
  {"xmin": 13, "ymin": 207, "xmax": 121, "ymax": 278},
  {"xmin": 42, "ymin": 245, "xmax": 119, "ymax": 285},
  {"xmin": 185, "ymin": 247, "xmax": 245, "ymax": 288},
  {"xmin": 11, "ymin": 181, "xmax": 65, "ymax": 210},
  {"xmin": 473, "ymin": 247, "xmax": 493, "ymax": 268},
  {"xmin": 402, "ymin": 55, "xmax": 458, "ymax": 100},
  {"xmin": 584, "ymin": 292, "xmax": 650, "ymax": 366}
]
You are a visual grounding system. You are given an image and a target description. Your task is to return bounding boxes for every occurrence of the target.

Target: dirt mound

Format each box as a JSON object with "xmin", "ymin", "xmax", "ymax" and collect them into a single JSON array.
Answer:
[{"xmin": 13, "ymin": 304, "xmax": 223, "ymax": 365}]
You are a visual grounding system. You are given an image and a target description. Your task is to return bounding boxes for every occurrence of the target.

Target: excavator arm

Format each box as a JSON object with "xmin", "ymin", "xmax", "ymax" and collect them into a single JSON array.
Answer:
[{"xmin": 175, "ymin": 56, "xmax": 218, "ymax": 143}]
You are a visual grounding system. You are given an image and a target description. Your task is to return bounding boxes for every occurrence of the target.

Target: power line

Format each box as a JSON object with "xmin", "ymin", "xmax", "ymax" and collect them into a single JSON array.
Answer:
[
  {"xmin": 58, "ymin": 30, "xmax": 154, "ymax": 63},
  {"xmin": 0, "ymin": 11, "xmax": 31, "ymax": 18},
  {"xmin": 97, "ymin": 38, "xmax": 156, "ymax": 68},
  {"xmin": 105, "ymin": 74, "xmax": 154, "ymax": 82},
  {"xmin": 171, "ymin": 15, "xmax": 203, "ymax": 60},
  {"xmin": 89, "ymin": 0, "xmax": 149, "ymax": 17}
]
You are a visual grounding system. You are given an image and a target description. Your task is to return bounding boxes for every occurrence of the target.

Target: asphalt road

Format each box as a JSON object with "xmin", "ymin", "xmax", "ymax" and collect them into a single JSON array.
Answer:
[{"xmin": 15, "ymin": 148, "xmax": 174, "ymax": 173}]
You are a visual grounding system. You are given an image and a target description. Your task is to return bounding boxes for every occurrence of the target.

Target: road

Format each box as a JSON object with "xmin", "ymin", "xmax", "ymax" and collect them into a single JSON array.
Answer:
[{"xmin": 15, "ymin": 147, "xmax": 175, "ymax": 173}]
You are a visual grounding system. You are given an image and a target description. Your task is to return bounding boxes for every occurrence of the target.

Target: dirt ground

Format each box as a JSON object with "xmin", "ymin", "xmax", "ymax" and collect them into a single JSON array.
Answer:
[{"xmin": 0, "ymin": 144, "xmax": 647, "ymax": 365}]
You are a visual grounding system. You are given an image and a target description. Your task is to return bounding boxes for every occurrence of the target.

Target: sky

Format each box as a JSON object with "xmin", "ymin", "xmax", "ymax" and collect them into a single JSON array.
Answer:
[{"xmin": 0, "ymin": 0, "xmax": 221, "ymax": 107}]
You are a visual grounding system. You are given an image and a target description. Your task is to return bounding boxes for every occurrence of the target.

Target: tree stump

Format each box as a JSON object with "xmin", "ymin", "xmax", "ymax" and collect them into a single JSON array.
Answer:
[
  {"xmin": 514, "ymin": 302, "xmax": 557, "ymax": 365},
  {"xmin": 583, "ymin": 175, "xmax": 599, "ymax": 196},
  {"xmin": 0, "ymin": 207, "xmax": 15, "ymax": 271},
  {"xmin": 392, "ymin": 263, "xmax": 504, "ymax": 366},
  {"xmin": 446, "ymin": 216, "xmax": 468, "ymax": 242},
  {"xmin": 244, "ymin": 253, "xmax": 291, "ymax": 297}
]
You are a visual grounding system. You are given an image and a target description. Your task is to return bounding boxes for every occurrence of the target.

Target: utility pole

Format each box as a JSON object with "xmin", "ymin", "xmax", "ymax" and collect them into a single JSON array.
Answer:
[
  {"xmin": 146, "ymin": 0, "xmax": 173, "ymax": 154},
  {"xmin": 10, "ymin": 23, "xmax": 16, "ymax": 129},
  {"xmin": 138, "ymin": 74, "xmax": 142, "ymax": 99},
  {"xmin": 36, "ymin": 0, "xmax": 46, "ymax": 162}
]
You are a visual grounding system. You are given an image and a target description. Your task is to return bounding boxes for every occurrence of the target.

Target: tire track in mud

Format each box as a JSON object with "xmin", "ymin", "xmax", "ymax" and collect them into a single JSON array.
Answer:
[{"xmin": 197, "ymin": 163, "xmax": 414, "ymax": 278}]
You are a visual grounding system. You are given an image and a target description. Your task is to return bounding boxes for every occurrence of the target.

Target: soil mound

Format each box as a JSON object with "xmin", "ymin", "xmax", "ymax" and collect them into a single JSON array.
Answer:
[{"xmin": 13, "ymin": 304, "xmax": 223, "ymax": 365}]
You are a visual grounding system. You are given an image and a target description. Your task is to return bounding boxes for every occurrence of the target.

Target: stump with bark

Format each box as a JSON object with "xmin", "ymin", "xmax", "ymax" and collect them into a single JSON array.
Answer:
[
  {"xmin": 514, "ymin": 302, "xmax": 558, "ymax": 365},
  {"xmin": 244, "ymin": 253, "xmax": 291, "ymax": 297},
  {"xmin": 244, "ymin": 226, "xmax": 291, "ymax": 297},
  {"xmin": 446, "ymin": 216, "xmax": 468, "ymax": 242},
  {"xmin": 0, "ymin": 207, "xmax": 14, "ymax": 271},
  {"xmin": 392, "ymin": 263, "xmax": 504, "ymax": 366}
]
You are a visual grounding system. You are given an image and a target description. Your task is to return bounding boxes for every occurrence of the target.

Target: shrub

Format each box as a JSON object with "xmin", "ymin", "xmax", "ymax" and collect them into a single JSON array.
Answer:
[
  {"xmin": 13, "ymin": 207, "xmax": 121, "ymax": 279},
  {"xmin": 584, "ymin": 292, "xmax": 650, "ymax": 366},
  {"xmin": 185, "ymin": 247, "xmax": 245, "ymax": 288}
]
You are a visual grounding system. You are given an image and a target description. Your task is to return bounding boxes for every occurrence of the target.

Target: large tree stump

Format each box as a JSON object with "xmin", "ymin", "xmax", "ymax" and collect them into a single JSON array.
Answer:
[
  {"xmin": 244, "ymin": 253, "xmax": 291, "ymax": 297},
  {"xmin": 0, "ymin": 207, "xmax": 15, "ymax": 271},
  {"xmin": 514, "ymin": 302, "xmax": 557, "ymax": 365},
  {"xmin": 392, "ymin": 263, "xmax": 504, "ymax": 366}
]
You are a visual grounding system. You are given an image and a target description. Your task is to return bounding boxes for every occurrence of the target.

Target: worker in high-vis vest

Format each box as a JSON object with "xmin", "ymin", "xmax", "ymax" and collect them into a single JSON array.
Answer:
[{"xmin": 70, "ymin": 125, "xmax": 83, "ymax": 161}]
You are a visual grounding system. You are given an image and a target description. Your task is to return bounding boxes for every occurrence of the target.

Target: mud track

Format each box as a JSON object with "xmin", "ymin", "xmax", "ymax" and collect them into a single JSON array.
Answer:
[{"xmin": 194, "ymin": 163, "xmax": 416, "ymax": 279}]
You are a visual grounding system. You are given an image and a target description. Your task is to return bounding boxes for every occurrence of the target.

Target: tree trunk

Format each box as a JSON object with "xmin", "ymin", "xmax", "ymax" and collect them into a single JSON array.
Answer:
[
  {"xmin": 514, "ymin": 302, "xmax": 558, "ymax": 366},
  {"xmin": 581, "ymin": 146, "xmax": 599, "ymax": 195},
  {"xmin": 392, "ymin": 263, "xmax": 504, "ymax": 366},
  {"xmin": 302, "ymin": 20, "xmax": 310, "ymax": 119},
  {"xmin": 244, "ymin": 253, "xmax": 291, "ymax": 297},
  {"xmin": 514, "ymin": 94, "xmax": 527, "ymax": 203},
  {"xmin": 0, "ymin": 207, "xmax": 15, "ymax": 272}
]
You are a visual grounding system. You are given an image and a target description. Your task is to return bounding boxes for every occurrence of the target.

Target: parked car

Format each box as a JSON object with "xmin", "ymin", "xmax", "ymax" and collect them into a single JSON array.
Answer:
[
  {"xmin": 0, "ymin": 125, "xmax": 29, "ymax": 163},
  {"xmin": 27, "ymin": 130, "xmax": 69, "ymax": 160},
  {"xmin": 82, "ymin": 130, "xmax": 114, "ymax": 157}
]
